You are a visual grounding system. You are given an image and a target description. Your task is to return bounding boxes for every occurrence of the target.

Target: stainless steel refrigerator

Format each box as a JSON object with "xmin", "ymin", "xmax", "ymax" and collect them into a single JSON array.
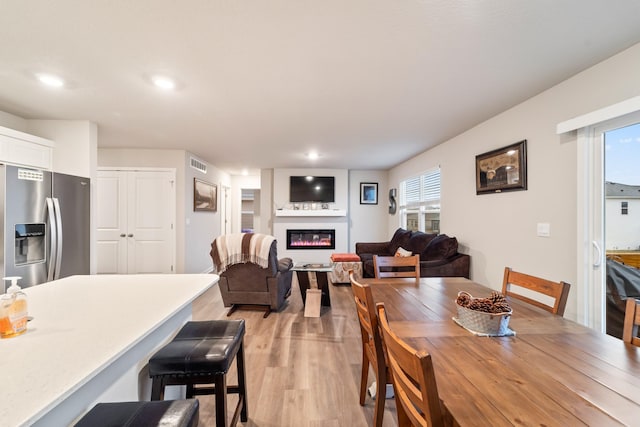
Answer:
[{"xmin": 0, "ymin": 164, "xmax": 90, "ymax": 288}]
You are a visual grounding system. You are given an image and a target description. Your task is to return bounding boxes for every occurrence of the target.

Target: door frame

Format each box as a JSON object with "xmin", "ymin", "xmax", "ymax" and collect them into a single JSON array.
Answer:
[{"xmin": 576, "ymin": 110, "xmax": 640, "ymax": 331}]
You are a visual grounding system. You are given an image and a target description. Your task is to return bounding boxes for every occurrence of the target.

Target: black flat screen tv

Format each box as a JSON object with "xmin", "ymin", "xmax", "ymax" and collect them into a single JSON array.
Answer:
[{"xmin": 289, "ymin": 176, "xmax": 335, "ymax": 203}]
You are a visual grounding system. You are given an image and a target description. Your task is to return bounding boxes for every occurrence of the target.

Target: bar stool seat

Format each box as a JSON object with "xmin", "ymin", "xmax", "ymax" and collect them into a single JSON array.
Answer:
[
  {"xmin": 74, "ymin": 399, "xmax": 199, "ymax": 427},
  {"xmin": 149, "ymin": 320, "xmax": 247, "ymax": 427}
]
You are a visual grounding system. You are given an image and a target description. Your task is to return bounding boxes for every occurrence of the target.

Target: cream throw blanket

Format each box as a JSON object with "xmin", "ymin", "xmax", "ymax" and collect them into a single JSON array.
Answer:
[{"xmin": 212, "ymin": 233, "xmax": 275, "ymax": 273}]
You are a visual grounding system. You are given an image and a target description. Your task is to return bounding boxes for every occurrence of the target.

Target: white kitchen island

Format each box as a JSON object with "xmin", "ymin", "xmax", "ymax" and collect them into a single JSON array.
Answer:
[{"xmin": 0, "ymin": 274, "xmax": 218, "ymax": 427}]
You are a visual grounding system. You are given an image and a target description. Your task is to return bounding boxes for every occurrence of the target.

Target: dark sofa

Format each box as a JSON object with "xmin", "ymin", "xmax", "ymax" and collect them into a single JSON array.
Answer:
[{"xmin": 355, "ymin": 228, "xmax": 470, "ymax": 279}]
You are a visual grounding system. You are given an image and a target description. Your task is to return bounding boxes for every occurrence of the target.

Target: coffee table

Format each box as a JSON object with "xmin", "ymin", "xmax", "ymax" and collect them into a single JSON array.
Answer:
[{"xmin": 292, "ymin": 263, "xmax": 333, "ymax": 317}]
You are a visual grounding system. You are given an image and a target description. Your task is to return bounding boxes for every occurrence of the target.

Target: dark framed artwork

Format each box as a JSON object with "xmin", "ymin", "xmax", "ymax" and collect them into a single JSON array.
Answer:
[
  {"xmin": 360, "ymin": 182, "xmax": 378, "ymax": 204},
  {"xmin": 475, "ymin": 140, "xmax": 527, "ymax": 194},
  {"xmin": 193, "ymin": 178, "xmax": 217, "ymax": 212}
]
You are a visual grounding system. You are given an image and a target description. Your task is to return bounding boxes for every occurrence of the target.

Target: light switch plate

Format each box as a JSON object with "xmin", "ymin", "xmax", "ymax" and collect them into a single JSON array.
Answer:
[{"xmin": 537, "ymin": 222, "xmax": 550, "ymax": 237}]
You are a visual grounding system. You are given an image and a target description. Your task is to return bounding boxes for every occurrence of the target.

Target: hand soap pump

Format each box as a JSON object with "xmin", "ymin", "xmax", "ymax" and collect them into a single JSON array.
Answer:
[{"xmin": 0, "ymin": 276, "xmax": 28, "ymax": 338}]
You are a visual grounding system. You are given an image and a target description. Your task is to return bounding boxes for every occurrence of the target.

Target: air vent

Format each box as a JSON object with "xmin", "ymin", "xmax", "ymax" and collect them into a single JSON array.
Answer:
[
  {"xmin": 18, "ymin": 168, "xmax": 44, "ymax": 182},
  {"xmin": 190, "ymin": 157, "xmax": 207, "ymax": 174}
]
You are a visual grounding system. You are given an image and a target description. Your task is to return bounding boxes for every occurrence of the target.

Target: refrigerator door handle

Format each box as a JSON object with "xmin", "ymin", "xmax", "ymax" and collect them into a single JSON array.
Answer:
[
  {"xmin": 46, "ymin": 197, "xmax": 58, "ymax": 282},
  {"xmin": 53, "ymin": 198, "xmax": 63, "ymax": 280}
]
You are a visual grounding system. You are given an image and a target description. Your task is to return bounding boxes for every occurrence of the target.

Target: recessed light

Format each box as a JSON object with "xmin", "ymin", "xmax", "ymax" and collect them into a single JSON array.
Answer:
[
  {"xmin": 307, "ymin": 151, "xmax": 319, "ymax": 160},
  {"xmin": 37, "ymin": 73, "xmax": 64, "ymax": 88},
  {"xmin": 152, "ymin": 76, "xmax": 175, "ymax": 90},
  {"xmin": 241, "ymin": 169, "xmax": 248, "ymax": 176}
]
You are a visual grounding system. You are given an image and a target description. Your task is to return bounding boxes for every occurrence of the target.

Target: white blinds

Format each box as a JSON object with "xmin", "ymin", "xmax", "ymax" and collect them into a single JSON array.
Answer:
[{"xmin": 400, "ymin": 168, "xmax": 441, "ymax": 208}]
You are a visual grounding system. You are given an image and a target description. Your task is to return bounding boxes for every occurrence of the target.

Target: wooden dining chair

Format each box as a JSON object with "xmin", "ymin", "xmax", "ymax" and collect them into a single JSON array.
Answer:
[
  {"xmin": 350, "ymin": 272, "xmax": 392, "ymax": 427},
  {"xmin": 376, "ymin": 303, "xmax": 445, "ymax": 427},
  {"xmin": 373, "ymin": 254, "xmax": 420, "ymax": 279},
  {"xmin": 502, "ymin": 267, "xmax": 571, "ymax": 316},
  {"xmin": 622, "ymin": 298, "xmax": 640, "ymax": 346}
]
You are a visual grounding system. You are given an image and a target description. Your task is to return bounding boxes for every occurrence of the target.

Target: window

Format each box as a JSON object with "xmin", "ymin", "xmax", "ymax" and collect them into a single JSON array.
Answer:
[
  {"xmin": 399, "ymin": 168, "xmax": 441, "ymax": 233},
  {"xmin": 621, "ymin": 201, "xmax": 628, "ymax": 215}
]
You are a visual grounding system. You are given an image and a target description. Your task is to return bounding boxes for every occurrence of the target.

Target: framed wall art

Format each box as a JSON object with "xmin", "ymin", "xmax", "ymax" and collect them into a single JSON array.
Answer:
[
  {"xmin": 475, "ymin": 140, "xmax": 527, "ymax": 195},
  {"xmin": 360, "ymin": 182, "xmax": 378, "ymax": 204},
  {"xmin": 193, "ymin": 178, "xmax": 217, "ymax": 212}
]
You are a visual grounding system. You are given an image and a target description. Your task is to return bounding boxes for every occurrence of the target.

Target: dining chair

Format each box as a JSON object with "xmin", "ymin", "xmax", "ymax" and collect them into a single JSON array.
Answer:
[
  {"xmin": 502, "ymin": 267, "xmax": 571, "ymax": 316},
  {"xmin": 622, "ymin": 298, "xmax": 640, "ymax": 346},
  {"xmin": 350, "ymin": 272, "xmax": 392, "ymax": 427},
  {"xmin": 376, "ymin": 303, "xmax": 445, "ymax": 427},
  {"xmin": 373, "ymin": 254, "xmax": 420, "ymax": 279}
]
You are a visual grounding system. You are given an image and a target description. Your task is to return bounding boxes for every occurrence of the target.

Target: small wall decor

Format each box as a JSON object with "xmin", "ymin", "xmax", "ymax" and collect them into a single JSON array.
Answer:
[
  {"xmin": 475, "ymin": 140, "xmax": 527, "ymax": 194},
  {"xmin": 193, "ymin": 178, "xmax": 217, "ymax": 212},
  {"xmin": 388, "ymin": 188, "xmax": 397, "ymax": 214},
  {"xmin": 360, "ymin": 182, "xmax": 378, "ymax": 205}
]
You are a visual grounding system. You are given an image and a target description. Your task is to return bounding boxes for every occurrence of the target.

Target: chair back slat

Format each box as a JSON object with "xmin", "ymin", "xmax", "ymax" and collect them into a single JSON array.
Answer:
[
  {"xmin": 374, "ymin": 255, "xmax": 420, "ymax": 279},
  {"xmin": 623, "ymin": 298, "xmax": 640, "ymax": 346},
  {"xmin": 502, "ymin": 267, "xmax": 570, "ymax": 316}
]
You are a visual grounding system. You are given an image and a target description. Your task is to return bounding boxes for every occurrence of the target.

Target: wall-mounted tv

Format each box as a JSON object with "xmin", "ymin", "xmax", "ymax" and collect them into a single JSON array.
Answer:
[{"xmin": 289, "ymin": 176, "xmax": 335, "ymax": 203}]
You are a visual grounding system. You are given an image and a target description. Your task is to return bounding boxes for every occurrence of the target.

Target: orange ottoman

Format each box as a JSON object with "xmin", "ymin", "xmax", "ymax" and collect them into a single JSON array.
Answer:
[{"xmin": 330, "ymin": 253, "xmax": 362, "ymax": 284}]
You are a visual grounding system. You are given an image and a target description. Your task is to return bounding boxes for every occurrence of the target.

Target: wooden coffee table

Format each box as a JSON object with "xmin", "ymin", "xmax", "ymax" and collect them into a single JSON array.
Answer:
[{"xmin": 292, "ymin": 263, "xmax": 333, "ymax": 317}]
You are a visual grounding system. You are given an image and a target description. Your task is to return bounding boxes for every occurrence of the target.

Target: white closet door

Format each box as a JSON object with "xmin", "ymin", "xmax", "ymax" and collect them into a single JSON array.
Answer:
[
  {"xmin": 127, "ymin": 171, "xmax": 175, "ymax": 273},
  {"xmin": 96, "ymin": 171, "xmax": 128, "ymax": 274},
  {"xmin": 96, "ymin": 169, "xmax": 175, "ymax": 274}
]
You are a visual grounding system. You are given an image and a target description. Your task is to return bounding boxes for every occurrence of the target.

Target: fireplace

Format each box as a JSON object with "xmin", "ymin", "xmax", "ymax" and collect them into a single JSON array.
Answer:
[{"xmin": 287, "ymin": 229, "xmax": 336, "ymax": 250}]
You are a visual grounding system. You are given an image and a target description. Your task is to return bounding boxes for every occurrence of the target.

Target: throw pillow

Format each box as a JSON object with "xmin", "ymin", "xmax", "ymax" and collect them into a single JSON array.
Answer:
[{"xmin": 395, "ymin": 247, "xmax": 412, "ymax": 257}]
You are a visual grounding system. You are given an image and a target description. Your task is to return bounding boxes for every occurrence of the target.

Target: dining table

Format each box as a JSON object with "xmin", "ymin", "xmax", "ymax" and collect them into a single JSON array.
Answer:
[{"xmin": 361, "ymin": 276, "xmax": 640, "ymax": 426}]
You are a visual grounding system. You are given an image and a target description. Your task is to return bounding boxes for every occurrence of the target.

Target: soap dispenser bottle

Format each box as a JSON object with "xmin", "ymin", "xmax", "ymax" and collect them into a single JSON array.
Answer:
[{"xmin": 0, "ymin": 276, "xmax": 28, "ymax": 338}]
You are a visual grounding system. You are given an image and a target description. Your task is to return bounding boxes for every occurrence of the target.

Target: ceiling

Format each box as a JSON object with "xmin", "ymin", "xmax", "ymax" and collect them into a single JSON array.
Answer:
[{"xmin": 2, "ymin": 1, "xmax": 640, "ymax": 175}]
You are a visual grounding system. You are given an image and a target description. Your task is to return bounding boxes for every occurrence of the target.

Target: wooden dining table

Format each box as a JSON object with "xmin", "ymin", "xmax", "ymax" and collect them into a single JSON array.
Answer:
[{"xmin": 361, "ymin": 276, "xmax": 640, "ymax": 426}]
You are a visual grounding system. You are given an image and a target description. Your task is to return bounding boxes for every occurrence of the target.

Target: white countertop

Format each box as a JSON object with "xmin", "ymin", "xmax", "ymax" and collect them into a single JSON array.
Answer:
[{"xmin": 0, "ymin": 274, "xmax": 218, "ymax": 427}]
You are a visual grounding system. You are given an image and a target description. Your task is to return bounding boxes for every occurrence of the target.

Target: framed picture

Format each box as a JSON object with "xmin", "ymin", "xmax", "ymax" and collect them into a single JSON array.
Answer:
[
  {"xmin": 360, "ymin": 182, "xmax": 378, "ymax": 204},
  {"xmin": 475, "ymin": 140, "xmax": 527, "ymax": 194},
  {"xmin": 193, "ymin": 178, "xmax": 217, "ymax": 212}
]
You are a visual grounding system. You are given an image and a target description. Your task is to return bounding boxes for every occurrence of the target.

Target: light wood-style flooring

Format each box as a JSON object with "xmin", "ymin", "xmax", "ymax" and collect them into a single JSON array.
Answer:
[{"xmin": 192, "ymin": 277, "xmax": 399, "ymax": 427}]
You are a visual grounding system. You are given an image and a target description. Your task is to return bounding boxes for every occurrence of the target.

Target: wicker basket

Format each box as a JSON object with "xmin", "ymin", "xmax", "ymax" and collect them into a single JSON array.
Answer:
[{"xmin": 455, "ymin": 292, "xmax": 512, "ymax": 335}]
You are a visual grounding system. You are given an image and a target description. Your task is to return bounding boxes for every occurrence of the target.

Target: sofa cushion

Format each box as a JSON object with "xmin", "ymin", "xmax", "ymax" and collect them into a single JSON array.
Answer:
[
  {"xmin": 422, "ymin": 234, "xmax": 458, "ymax": 261},
  {"xmin": 407, "ymin": 232, "xmax": 437, "ymax": 254},
  {"xmin": 389, "ymin": 228, "xmax": 412, "ymax": 255}
]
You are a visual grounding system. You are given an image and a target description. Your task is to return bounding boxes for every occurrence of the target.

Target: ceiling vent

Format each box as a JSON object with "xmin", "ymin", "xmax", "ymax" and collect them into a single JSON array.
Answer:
[{"xmin": 190, "ymin": 157, "xmax": 207, "ymax": 174}]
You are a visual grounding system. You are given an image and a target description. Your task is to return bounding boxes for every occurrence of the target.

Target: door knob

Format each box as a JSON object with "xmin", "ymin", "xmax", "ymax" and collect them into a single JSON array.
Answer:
[
  {"xmin": 127, "ymin": 234, "xmax": 134, "ymax": 238},
  {"xmin": 120, "ymin": 234, "xmax": 126, "ymax": 237}
]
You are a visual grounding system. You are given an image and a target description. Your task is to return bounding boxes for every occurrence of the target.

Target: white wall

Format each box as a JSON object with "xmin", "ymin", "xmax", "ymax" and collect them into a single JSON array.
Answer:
[
  {"xmin": 0, "ymin": 110, "xmax": 27, "ymax": 131},
  {"xmin": 273, "ymin": 168, "xmax": 349, "ymax": 211},
  {"xmin": 259, "ymin": 169, "xmax": 274, "ymax": 235},
  {"xmin": 271, "ymin": 168, "xmax": 349, "ymax": 262},
  {"xmin": 349, "ymin": 170, "xmax": 390, "ymax": 251},
  {"xmin": 389, "ymin": 42, "xmax": 640, "ymax": 322},
  {"xmin": 185, "ymin": 154, "xmax": 231, "ymax": 273}
]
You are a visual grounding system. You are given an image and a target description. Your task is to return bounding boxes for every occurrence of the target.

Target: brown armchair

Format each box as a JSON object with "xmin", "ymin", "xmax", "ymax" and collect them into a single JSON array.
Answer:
[{"xmin": 211, "ymin": 234, "xmax": 293, "ymax": 317}]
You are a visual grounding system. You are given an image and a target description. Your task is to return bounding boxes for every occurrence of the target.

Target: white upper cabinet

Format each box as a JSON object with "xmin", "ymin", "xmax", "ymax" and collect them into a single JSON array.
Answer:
[{"xmin": 0, "ymin": 125, "xmax": 55, "ymax": 170}]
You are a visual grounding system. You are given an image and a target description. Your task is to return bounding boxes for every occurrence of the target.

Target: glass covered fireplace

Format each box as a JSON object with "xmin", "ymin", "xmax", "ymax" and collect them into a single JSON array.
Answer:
[{"xmin": 287, "ymin": 229, "xmax": 336, "ymax": 250}]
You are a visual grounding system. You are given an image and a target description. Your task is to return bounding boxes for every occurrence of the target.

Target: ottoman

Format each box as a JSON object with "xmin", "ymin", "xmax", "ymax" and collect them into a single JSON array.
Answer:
[{"xmin": 330, "ymin": 253, "xmax": 362, "ymax": 284}]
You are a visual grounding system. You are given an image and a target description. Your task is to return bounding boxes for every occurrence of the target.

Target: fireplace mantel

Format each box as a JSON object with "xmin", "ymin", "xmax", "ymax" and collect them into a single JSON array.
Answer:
[{"xmin": 275, "ymin": 209, "xmax": 346, "ymax": 217}]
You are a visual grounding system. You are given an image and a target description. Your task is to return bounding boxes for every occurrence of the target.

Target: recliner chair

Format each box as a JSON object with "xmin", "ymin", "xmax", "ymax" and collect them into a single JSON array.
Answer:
[{"xmin": 211, "ymin": 235, "xmax": 293, "ymax": 317}]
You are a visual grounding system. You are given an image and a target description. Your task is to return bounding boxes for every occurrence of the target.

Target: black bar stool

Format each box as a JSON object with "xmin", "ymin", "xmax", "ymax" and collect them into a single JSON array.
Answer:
[
  {"xmin": 74, "ymin": 399, "xmax": 199, "ymax": 427},
  {"xmin": 149, "ymin": 320, "xmax": 248, "ymax": 427}
]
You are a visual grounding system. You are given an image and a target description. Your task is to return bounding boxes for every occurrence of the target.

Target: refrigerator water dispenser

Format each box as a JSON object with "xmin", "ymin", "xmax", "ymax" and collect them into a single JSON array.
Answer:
[{"xmin": 14, "ymin": 224, "xmax": 45, "ymax": 266}]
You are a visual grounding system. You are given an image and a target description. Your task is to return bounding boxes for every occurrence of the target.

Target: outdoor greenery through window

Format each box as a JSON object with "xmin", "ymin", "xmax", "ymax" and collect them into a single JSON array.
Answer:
[{"xmin": 399, "ymin": 168, "xmax": 441, "ymax": 233}]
